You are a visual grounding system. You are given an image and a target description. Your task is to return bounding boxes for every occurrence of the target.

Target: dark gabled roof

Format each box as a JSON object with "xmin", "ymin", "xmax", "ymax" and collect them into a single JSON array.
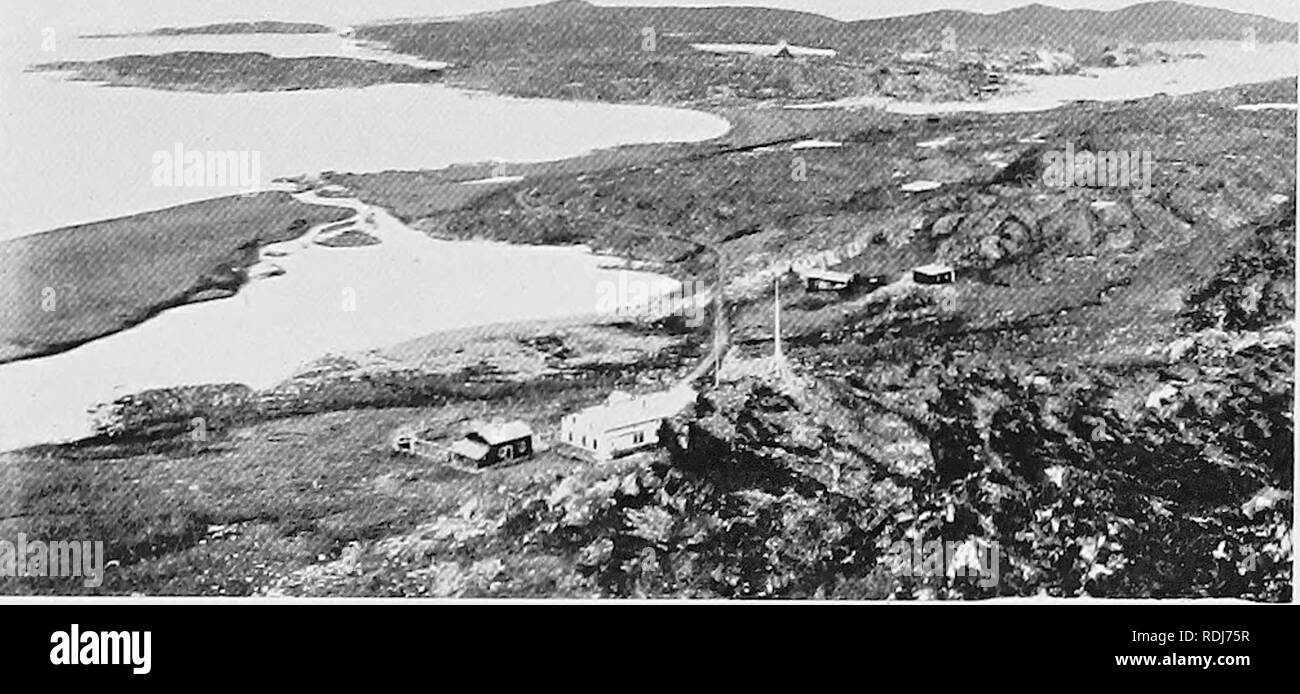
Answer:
[{"xmin": 469, "ymin": 420, "xmax": 534, "ymax": 446}]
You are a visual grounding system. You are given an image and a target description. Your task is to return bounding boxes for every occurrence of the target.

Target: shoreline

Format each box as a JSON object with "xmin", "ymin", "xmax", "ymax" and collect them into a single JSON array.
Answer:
[
  {"xmin": 0, "ymin": 192, "xmax": 351, "ymax": 367},
  {"xmin": 3, "ymin": 71, "xmax": 1294, "ymax": 451},
  {"xmin": 0, "ymin": 183, "xmax": 703, "ymax": 452}
]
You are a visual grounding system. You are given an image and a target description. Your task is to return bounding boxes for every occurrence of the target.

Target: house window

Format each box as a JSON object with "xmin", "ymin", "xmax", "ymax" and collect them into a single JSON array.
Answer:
[
  {"xmin": 500, "ymin": 445, "xmax": 514, "ymax": 460},
  {"xmin": 632, "ymin": 431, "xmax": 646, "ymax": 445}
]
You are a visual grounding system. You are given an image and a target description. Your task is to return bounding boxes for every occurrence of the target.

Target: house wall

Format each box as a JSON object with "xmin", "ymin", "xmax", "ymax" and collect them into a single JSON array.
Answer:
[
  {"xmin": 806, "ymin": 277, "xmax": 852, "ymax": 292},
  {"xmin": 603, "ymin": 421, "xmax": 660, "ymax": 457},
  {"xmin": 491, "ymin": 437, "xmax": 532, "ymax": 462},
  {"xmin": 914, "ymin": 271, "xmax": 954, "ymax": 285},
  {"xmin": 561, "ymin": 416, "xmax": 662, "ymax": 461}
]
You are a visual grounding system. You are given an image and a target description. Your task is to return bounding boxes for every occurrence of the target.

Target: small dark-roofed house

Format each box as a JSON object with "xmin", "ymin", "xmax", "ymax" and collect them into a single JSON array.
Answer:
[
  {"xmin": 450, "ymin": 420, "xmax": 534, "ymax": 468},
  {"xmin": 799, "ymin": 268, "xmax": 857, "ymax": 292},
  {"xmin": 913, "ymin": 263, "xmax": 955, "ymax": 285}
]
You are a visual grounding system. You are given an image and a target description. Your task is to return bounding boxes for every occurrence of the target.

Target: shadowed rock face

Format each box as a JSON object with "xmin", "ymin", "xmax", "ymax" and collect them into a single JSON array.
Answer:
[{"xmin": 499, "ymin": 286, "xmax": 1291, "ymax": 600}]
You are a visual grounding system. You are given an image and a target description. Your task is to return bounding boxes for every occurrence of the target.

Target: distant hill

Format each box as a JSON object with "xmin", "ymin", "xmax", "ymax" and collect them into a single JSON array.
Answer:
[
  {"xmin": 360, "ymin": 0, "xmax": 1296, "ymax": 60},
  {"xmin": 149, "ymin": 21, "xmax": 334, "ymax": 36},
  {"xmin": 85, "ymin": 21, "xmax": 334, "ymax": 39},
  {"xmin": 848, "ymin": 2, "xmax": 1297, "ymax": 53}
]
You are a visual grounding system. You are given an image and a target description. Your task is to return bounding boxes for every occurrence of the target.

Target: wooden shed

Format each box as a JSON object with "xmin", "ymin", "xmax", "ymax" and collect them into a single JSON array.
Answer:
[
  {"xmin": 799, "ymin": 268, "xmax": 857, "ymax": 292},
  {"xmin": 913, "ymin": 263, "xmax": 955, "ymax": 285},
  {"xmin": 449, "ymin": 421, "xmax": 534, "ymax": 468}
]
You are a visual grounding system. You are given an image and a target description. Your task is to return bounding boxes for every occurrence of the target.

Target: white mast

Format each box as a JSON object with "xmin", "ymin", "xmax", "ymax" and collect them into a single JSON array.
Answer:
[{"xmin": 774, "ymin": 277, "xmax": 783, "ymax": 365}]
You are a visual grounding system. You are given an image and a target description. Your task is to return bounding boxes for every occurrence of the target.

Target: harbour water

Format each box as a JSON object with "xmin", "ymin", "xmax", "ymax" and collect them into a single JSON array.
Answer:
[{"xmin": 0, "ymin": 28, "xmax": 729, "ymax": 450}]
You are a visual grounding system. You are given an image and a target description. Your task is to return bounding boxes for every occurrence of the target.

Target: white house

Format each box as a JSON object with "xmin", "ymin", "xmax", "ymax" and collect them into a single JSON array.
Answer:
[{"xmin": 560, "ymin": 388, "xmax": 696, "ymax": 461}]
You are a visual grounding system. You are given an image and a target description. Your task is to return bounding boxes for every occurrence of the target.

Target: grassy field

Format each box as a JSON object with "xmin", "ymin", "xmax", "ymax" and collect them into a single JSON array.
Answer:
[
  {"xmin": 0, "ymin": 192, "xmax": 350, "ymax": 364},
  {"xmin": 0, "ymin": 343, "xmax": 686, "ymax": 595}
]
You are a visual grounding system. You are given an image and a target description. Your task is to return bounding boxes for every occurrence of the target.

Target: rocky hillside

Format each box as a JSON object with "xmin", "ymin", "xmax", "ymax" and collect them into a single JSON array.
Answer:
[
  {"xmin": 364, "ymin": 1, "xmax": 1295, "ymax": 60},
  {"xmin": 353, "ymin": 1, "xmax": 1295, "ymax": 103},
  {"xmin": 247, "ymin": 78, "xmax": 1294, "ymax": 600}
]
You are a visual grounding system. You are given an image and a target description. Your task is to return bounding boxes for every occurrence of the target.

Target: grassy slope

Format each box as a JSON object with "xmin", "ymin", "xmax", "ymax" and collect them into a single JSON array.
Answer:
[{"xmin": 0, "ymin": 192, "xmax": 350, "ymax": 364}]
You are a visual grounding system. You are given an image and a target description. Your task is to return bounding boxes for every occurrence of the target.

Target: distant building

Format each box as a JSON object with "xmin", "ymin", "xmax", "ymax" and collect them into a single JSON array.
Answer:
[
  {"xmin": 449, "ymin": 421, "xmax": 534, "ymax": 468},
  {"xmin": 795, "ymin": 267, "xmax": 857, "ymax": 292},
  {"xmin": 391, "ymin": 424, "xmax": 433, "ymax": 456},
  {"xmin": 560, "ymin": 388, "xmax": 695, "ymax": 462},
  {"xmin": 913, "ymin": 263, "xmax": 955, "ymax": 285},
  {"xmin": 799, "ymin": 268, "xmax": 857, "ymax": 292}
]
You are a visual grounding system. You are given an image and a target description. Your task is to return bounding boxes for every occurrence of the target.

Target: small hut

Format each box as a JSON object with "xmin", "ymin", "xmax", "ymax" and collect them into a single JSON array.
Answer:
[
  {"xmin": 913, "ymin": 263, "xmax": 955, "ymax": 285},
  {"xmin": 449, "ymin": 421, "xmax": 534, "ymax": 468},
  {"xmin": 799, "ymin": 268, "xmax": 857, "ymax": 292}
]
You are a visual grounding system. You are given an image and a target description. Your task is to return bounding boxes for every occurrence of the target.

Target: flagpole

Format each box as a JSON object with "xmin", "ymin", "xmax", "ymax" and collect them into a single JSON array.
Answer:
[{"xmin": 774, "ymin": 277, "xmax": 783, "ymax": 370}]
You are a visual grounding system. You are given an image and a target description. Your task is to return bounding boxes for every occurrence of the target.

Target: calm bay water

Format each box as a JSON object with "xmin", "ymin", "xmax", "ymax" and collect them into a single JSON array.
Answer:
[
  {"xmin": 0, "ymin": 32, "xmax": 730, "ymax": 239},
  {"xmin": 0, "ymin": 31, "xmax": 728, "ymax": 450},
  {"xmin": 791, "ymin": 41, "xmax": 1297, "ymax": 114}
]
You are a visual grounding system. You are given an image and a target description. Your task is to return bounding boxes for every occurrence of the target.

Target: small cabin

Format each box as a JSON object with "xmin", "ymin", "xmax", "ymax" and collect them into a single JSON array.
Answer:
[
  {"xmin": 913, "ymin": 263, "xmax": 955, "ymax": 285},
  {"xmin": 799, "ymin": 268, "xmax": 857, "ymax": 292},
  {"xmin": 449, "ymin": 421, "xmax": 534, "ymax": 468}
]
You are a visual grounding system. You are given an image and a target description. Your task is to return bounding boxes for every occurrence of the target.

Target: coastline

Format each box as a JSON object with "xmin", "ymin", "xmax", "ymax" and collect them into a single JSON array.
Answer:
[
  {"xmin": 0, "ymin": 192, "xmax": 351, "ymax": 367},
  {"xmin": 2, "ymin": 41, "xmax": 1294, "ymax": 452}
]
